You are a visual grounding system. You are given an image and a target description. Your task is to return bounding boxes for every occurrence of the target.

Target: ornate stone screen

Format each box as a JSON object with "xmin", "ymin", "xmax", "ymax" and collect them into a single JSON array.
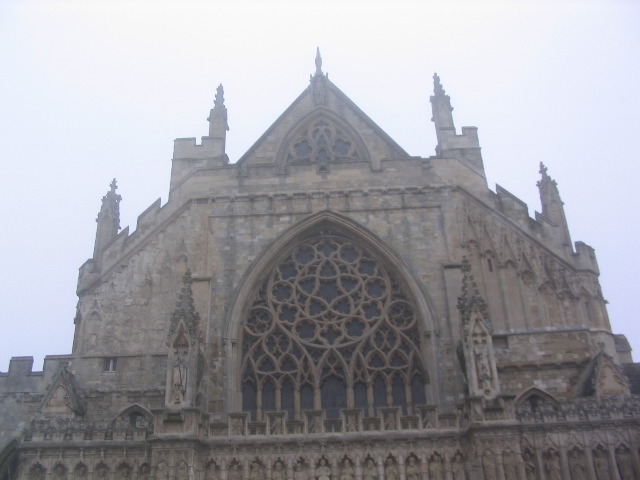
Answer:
[{"xmin": 241, "ymin": 232, "xmax": 427, "ymax": 420}]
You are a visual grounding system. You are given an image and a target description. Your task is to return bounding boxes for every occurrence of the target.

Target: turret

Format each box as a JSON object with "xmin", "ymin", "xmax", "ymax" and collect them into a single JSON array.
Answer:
[
  {"xmin": 430, "ymin": 74, "xmax": 484, "ymax": 172},
  {"xmin": 170, "ymin": 84, "xmax": 229, "ymax": 193},
  {"xmin": 536, "ymin": 163, "xmax": 572, "ymax": 251},
  {"xmin": 207, "ymin": 84, "xmax": 229, "ymax": 144},
  {"xmin": 92, "ymin": 179, "xmax": 121, "ymax": 268}
]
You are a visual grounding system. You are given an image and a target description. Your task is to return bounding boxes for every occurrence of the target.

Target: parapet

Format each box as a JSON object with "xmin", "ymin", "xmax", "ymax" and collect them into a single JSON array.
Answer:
[{"xmin": 0, "ymin": 355, "xmax": 73, "ymax": 393}]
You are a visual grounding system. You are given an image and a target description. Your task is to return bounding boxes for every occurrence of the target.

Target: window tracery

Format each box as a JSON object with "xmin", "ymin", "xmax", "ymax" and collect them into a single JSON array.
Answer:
[
  {"xmin": 286, "ymin": 119, "xmax": 361, "ymax": 171},
  {"xmin": 241, "ymin": 231, "xmax": 427, "ymax": 420}
]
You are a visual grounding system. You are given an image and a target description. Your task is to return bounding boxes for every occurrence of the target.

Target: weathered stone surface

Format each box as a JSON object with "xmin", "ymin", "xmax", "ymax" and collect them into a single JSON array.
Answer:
[{"xmin": 1, "ymin": 55, "xmax": 638, "ymax": 480}]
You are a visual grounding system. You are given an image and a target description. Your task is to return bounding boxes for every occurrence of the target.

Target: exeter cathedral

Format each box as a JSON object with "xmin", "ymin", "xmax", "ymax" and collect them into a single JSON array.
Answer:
[{"xmin": 2, "ymin": 52, "xmax": 639, "ymax": 480}]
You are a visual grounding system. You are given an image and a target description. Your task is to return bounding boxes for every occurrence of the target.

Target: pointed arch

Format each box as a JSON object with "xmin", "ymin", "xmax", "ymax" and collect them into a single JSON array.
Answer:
[
  {"xmin": 112, "ymin": 403, "xmax": 154, "ymax": 427},
  {"xmin": 515, "ymin": 386, "xmax": 560, "ymax": 407},
  {"xmin": 224, "ymin": 210, "xmax": 438, "ymax": 415},
  {"xmin": 275, "ymin": 109, "xmax": 371, "ymax": 172}
]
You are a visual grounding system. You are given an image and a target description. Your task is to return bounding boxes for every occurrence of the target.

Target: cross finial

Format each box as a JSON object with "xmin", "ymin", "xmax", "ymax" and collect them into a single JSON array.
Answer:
[
  {"xmin": 315, "ymin": 47, "xmax": 323, "ymax": 75},
  {"xmin": 109, "ymin": 178, "xmax": 118, "ymax": 193}
]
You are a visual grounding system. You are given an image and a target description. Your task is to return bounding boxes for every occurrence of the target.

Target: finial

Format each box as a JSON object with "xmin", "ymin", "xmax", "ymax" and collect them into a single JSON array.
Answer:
[
  {"xmin": 109, "ymin": 178, "xmax": 118, "ymax": 193},
  {"xmin": 315, "ymin": 47, "xmax": 323, "ymax": 75},
  {"xmin": 214, "ymin": 84, "xmax": 225, "ymax": 108},
  {"xmin": 433, "ymin": 73, "xmax": 445, "ymax": 96}
]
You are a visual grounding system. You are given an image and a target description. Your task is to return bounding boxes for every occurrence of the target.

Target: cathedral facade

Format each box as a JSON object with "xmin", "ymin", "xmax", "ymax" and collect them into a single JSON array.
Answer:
[{"xmin": 1, "ymin": 53, "xmax": 639, "ymax": 480}]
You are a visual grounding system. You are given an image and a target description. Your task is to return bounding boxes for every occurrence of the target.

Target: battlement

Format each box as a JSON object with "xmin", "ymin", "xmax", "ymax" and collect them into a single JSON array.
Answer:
[{"xmin": 0, "ymin": 355, "xmax": 72, "ymax": 393}]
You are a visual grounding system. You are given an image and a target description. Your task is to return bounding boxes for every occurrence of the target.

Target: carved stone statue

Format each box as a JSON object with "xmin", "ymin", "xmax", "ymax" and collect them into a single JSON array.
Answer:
[
  {"xmin": 316, "ymin": 459, "xmax": 331, "ymax": 480},
  {"xmin": 228, "ymin": 463, "xmax": 242, "ymax": 480},
  {"xmin": 544, "ymin": 452, "xmax": 561, "ymax": 480},
  {"xmin": 502, "ymin": 452, "xmax": 517, "ymax": 480},
  {"xmin": 593, "ymin": 449, "xmax": 611, "ymax": 480},
  {"xmin": 294, "ymin": 462, "xmax": 308, "ymax": 480},
  {"xmin": 52, "ymin": 464, "xmax": 67, "ymax": 480},
  {"xmin": 171, "ymin": 347, "xmax": 188, "ymax": 404},
  {"xmin": 272, "ymin": 462, "xmax": 286, "ymax": 480},
  {"xmin": 451, "ymin": 454, "xmax": 465, "ymax": 480},
  {"xmin": 340, "ymin": 460, "xmax": 354, "ymax": 480},
  {"xmin": 362, "ymin": 459, "xmax": 377, "ymax": 480},
  {"xmin": 568, "ymin": 450, "xmax": 587, "ymax": 480},
  {"xmin": 405, "ymin": 457, "xmax": 421, "ymax": 480},
  {"xmin": 384, "ymin": 460, "xmax": 399, "ymax": 480},
  {"xmin": 249, "ymin": 462, "xmax": 266, "ymax": 480},
  {"xmin": 616, "ymin": 447, "xmax": 635, "ymax": 480},
  {"xmin": 29, "ymin": 466, "xmax": 45, "ymax": 480},
  {"xmin": 428, "ymin": 455, "xmax": 444, "ymax": 480}
]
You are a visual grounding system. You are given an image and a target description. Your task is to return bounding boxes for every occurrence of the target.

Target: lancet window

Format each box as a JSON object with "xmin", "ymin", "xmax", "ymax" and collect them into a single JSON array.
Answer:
[
  {"xmin": 286, "ymin": 119, "xmax": 361, "ymax": 170},
  {"xmin": 241, "ymin": 231, "xmax": 428, "ymax": 420}
]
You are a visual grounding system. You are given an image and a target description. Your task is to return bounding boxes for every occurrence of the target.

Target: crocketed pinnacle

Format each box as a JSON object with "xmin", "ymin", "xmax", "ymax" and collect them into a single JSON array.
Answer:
[{"xmin": 315, "ymin": 47, "xmax": 323, "ymax": 75}]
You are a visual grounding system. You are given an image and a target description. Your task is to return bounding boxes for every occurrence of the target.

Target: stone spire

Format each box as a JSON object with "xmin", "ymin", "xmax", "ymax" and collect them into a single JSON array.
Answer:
[
  {"xmin": 311, "ymin": 47, "xmax": 327, "ymax": 106},
  {"xmin": 168, "ymin": 269, "xmax": 201, "ymax": 342},
  {"xmin": 457, "ymin": 257, "xmax": 490, "ymax": 333},
  {"xmin": 93, "ymin": 179, "xmax": 121, "ymax": 262},
  {"xmin": 315, "ymin": 47, "xmax": 323, "ymax": 75},
  {"xmin": 207, "ymin": 83, "xmax": 229, "ymax": 139},
  {"xmin": 430, "ymin": 73, "xmax": 455, "ymax": 132},
  {"xmin": 537, "ymin": 163, "xmax": 572, "ymax": 249}
]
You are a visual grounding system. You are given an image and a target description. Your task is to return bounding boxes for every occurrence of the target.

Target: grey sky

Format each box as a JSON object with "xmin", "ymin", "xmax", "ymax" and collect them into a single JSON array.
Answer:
[{"xmin": 1, "ymin": 1, "xmax": 639, "ymax": 369}]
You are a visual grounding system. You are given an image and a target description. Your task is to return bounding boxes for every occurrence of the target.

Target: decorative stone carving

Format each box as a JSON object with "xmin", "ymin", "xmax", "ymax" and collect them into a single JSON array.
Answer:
[
  {"xmin": 227, "ymin": 463, "xmax": 242, "ymax": 480},
  {"xmin": 241, "ymin": 232, "xmax": 427, "ymax": 419},
  {"xmin": 405, "ymin": 456, "xmax": 421, "ymax": 480},
  {"xmin": 340, "ymin": 459, "xmax": 354, "ymax": 480},
  {"xmin": 592, "ymin": 447, "xmax": 611, "ymax": 480},
  {"xmin": 502, "ymin": 451, "xmax": 517, "ymax": 480},
  {"xmin": 316, "ymin": 459, "xmax": 331, "ymax": 480},
  {"xmin": 568, "ymin": 449, "xmax": 588, "ymax": 480},
  {"xmin": 543, "ymin": 450, "xmax": 561, "ymax": 480},
  {"xmin": 429, "ymin": 454, "xmax": 445, "ymax": 480},
  {"xmin": 249, "ymin": 461, "xmax": 266, "ymax": 480},
  {"xmin": 615, "ymin": 445, "xmax": 635, "ymax": 480},
  {"xmin": 384, "ymin": 458, "xmax": 399, "ymax": 480},
  {"xmin": 451, "ymin": 453, "xmax": 465, "ymax": 480},
  {"xmin": 294, "ymin": 460, "xmax": 308, "ymax": 480},
  {"xmin": 362, "ymin": 458, "xmax": 377, "ymax": 480},
  {"xmin": 272, "ymin": 461, "xmax": 286, "ymax": 480}
]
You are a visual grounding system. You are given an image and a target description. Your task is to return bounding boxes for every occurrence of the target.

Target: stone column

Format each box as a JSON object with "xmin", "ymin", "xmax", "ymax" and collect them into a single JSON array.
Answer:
[{"xmin": 607, "ymin": 445, "xmax": 622, "ymax": 480}]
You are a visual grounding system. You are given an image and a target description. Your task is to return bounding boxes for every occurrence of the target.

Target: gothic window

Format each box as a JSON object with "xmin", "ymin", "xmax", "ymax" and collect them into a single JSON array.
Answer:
[
  {"xmin": 241, "ymin": 231, "xmax": 428, "ymax": 420},
  {"xmin": 287, "ymin": 119, "xmax": 361, "ymax": 169}
]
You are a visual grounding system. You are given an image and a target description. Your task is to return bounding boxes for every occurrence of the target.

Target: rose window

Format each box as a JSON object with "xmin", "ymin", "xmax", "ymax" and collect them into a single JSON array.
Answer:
[
  {"xmin": 287, "ymin": 120, "xmax": 360, "ymax": 171},
  {"xmin": 241, "ymin": 232, "xmax": 427, "ymax": 420}
]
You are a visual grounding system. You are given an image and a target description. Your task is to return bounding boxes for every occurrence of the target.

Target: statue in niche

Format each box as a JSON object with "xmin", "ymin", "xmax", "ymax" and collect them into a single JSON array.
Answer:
[
  {"xmin": 155, "ymin": 463, "xmax": 168, "ymax": 480},
  {"xmin": 316, "ymin": 459, "xmax": 331, "ymax": 480},
  {"xmin": 362, "ymin": 459, "xmax": 377, "ymax": 480},
  {"xmin": 544, "ymin": 452, "xmax": 561, "ymax": 480},
  {"xmin": 384, "ymin": 459, "xmax": 399, "ymax": 480},
  {"xmin": 95, "ymin": 465, "xmax": 109, "ymax": 480},
  {"xmin": 451, "ymin": 453, "xmax": 465, "ymax": 480},
  {"xmin": 523, "ymin": 454, "xmax": 538, "ymax": 480},
  {"xmin": 117, "ymin": 465, "xmax": 132, "ymax": 480},
  {"xmin": 428, "ymin": 455, "xmax": 444, "ymax": 480},
  {"xmin": 249, "ymin": 462, "xmax": 265, "ymax": 480},
  {"xmin": 228, "ymin": 463, "xmax": 242, "ymax": 480},
  {"xmin": 482, "ymin": 454, "xmax": 496, "ymax": 480},
  {"xmin": 171, "ymin": 346, "xmax": 189, "ymax": 404},
  {"xmin": 405, "ymin": 457, "xmax": 421, "ymax": 480},
  {"xmin": 205, "ymin": 463, "xmax": 219, "ymax": 480},
  {"xmin": 73, "ymin": 464, "xmax": 88, "ymax": 480},
  {"xmin": 52, "ymin": 464, "xmax": 66, "ymax": 480},
  {"xmin": 294, "ymin": 461, "xmax": 308, "ymax": 480},
  {"xmin": 29, "ymin": 466, "xmax": 45, "ymax": 480},
  {"xmin": 568, "ymin": 450, "xmax": 588, "ymax": 480},
  {"xmin": 502, "ymin": 452, "xmax": 517, "ymax": 480},
  {"xmin": 340, "ymin": 460, "xmax": 354, "ymax": 480},
  {"xmin": 473, "ymin": 338, "xmax": 492, "ymax": 393},
  {"xmin": 593, "ymin": 449, "xmax": 611, "ymax": 480},
  {"xmin": 176, "ymin": 462, "xmax": 189, "ymax": 480},
  {"xmin": 616, "ymin": 447, "xmax": 635, "ymax": 480},
  {"xmin": 272, "ymin": 462, "xmax": 286, "ymax": 480},
  {"xmin": 138, "ymin": 464, "xmax": 150, "ymax": 480}
]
